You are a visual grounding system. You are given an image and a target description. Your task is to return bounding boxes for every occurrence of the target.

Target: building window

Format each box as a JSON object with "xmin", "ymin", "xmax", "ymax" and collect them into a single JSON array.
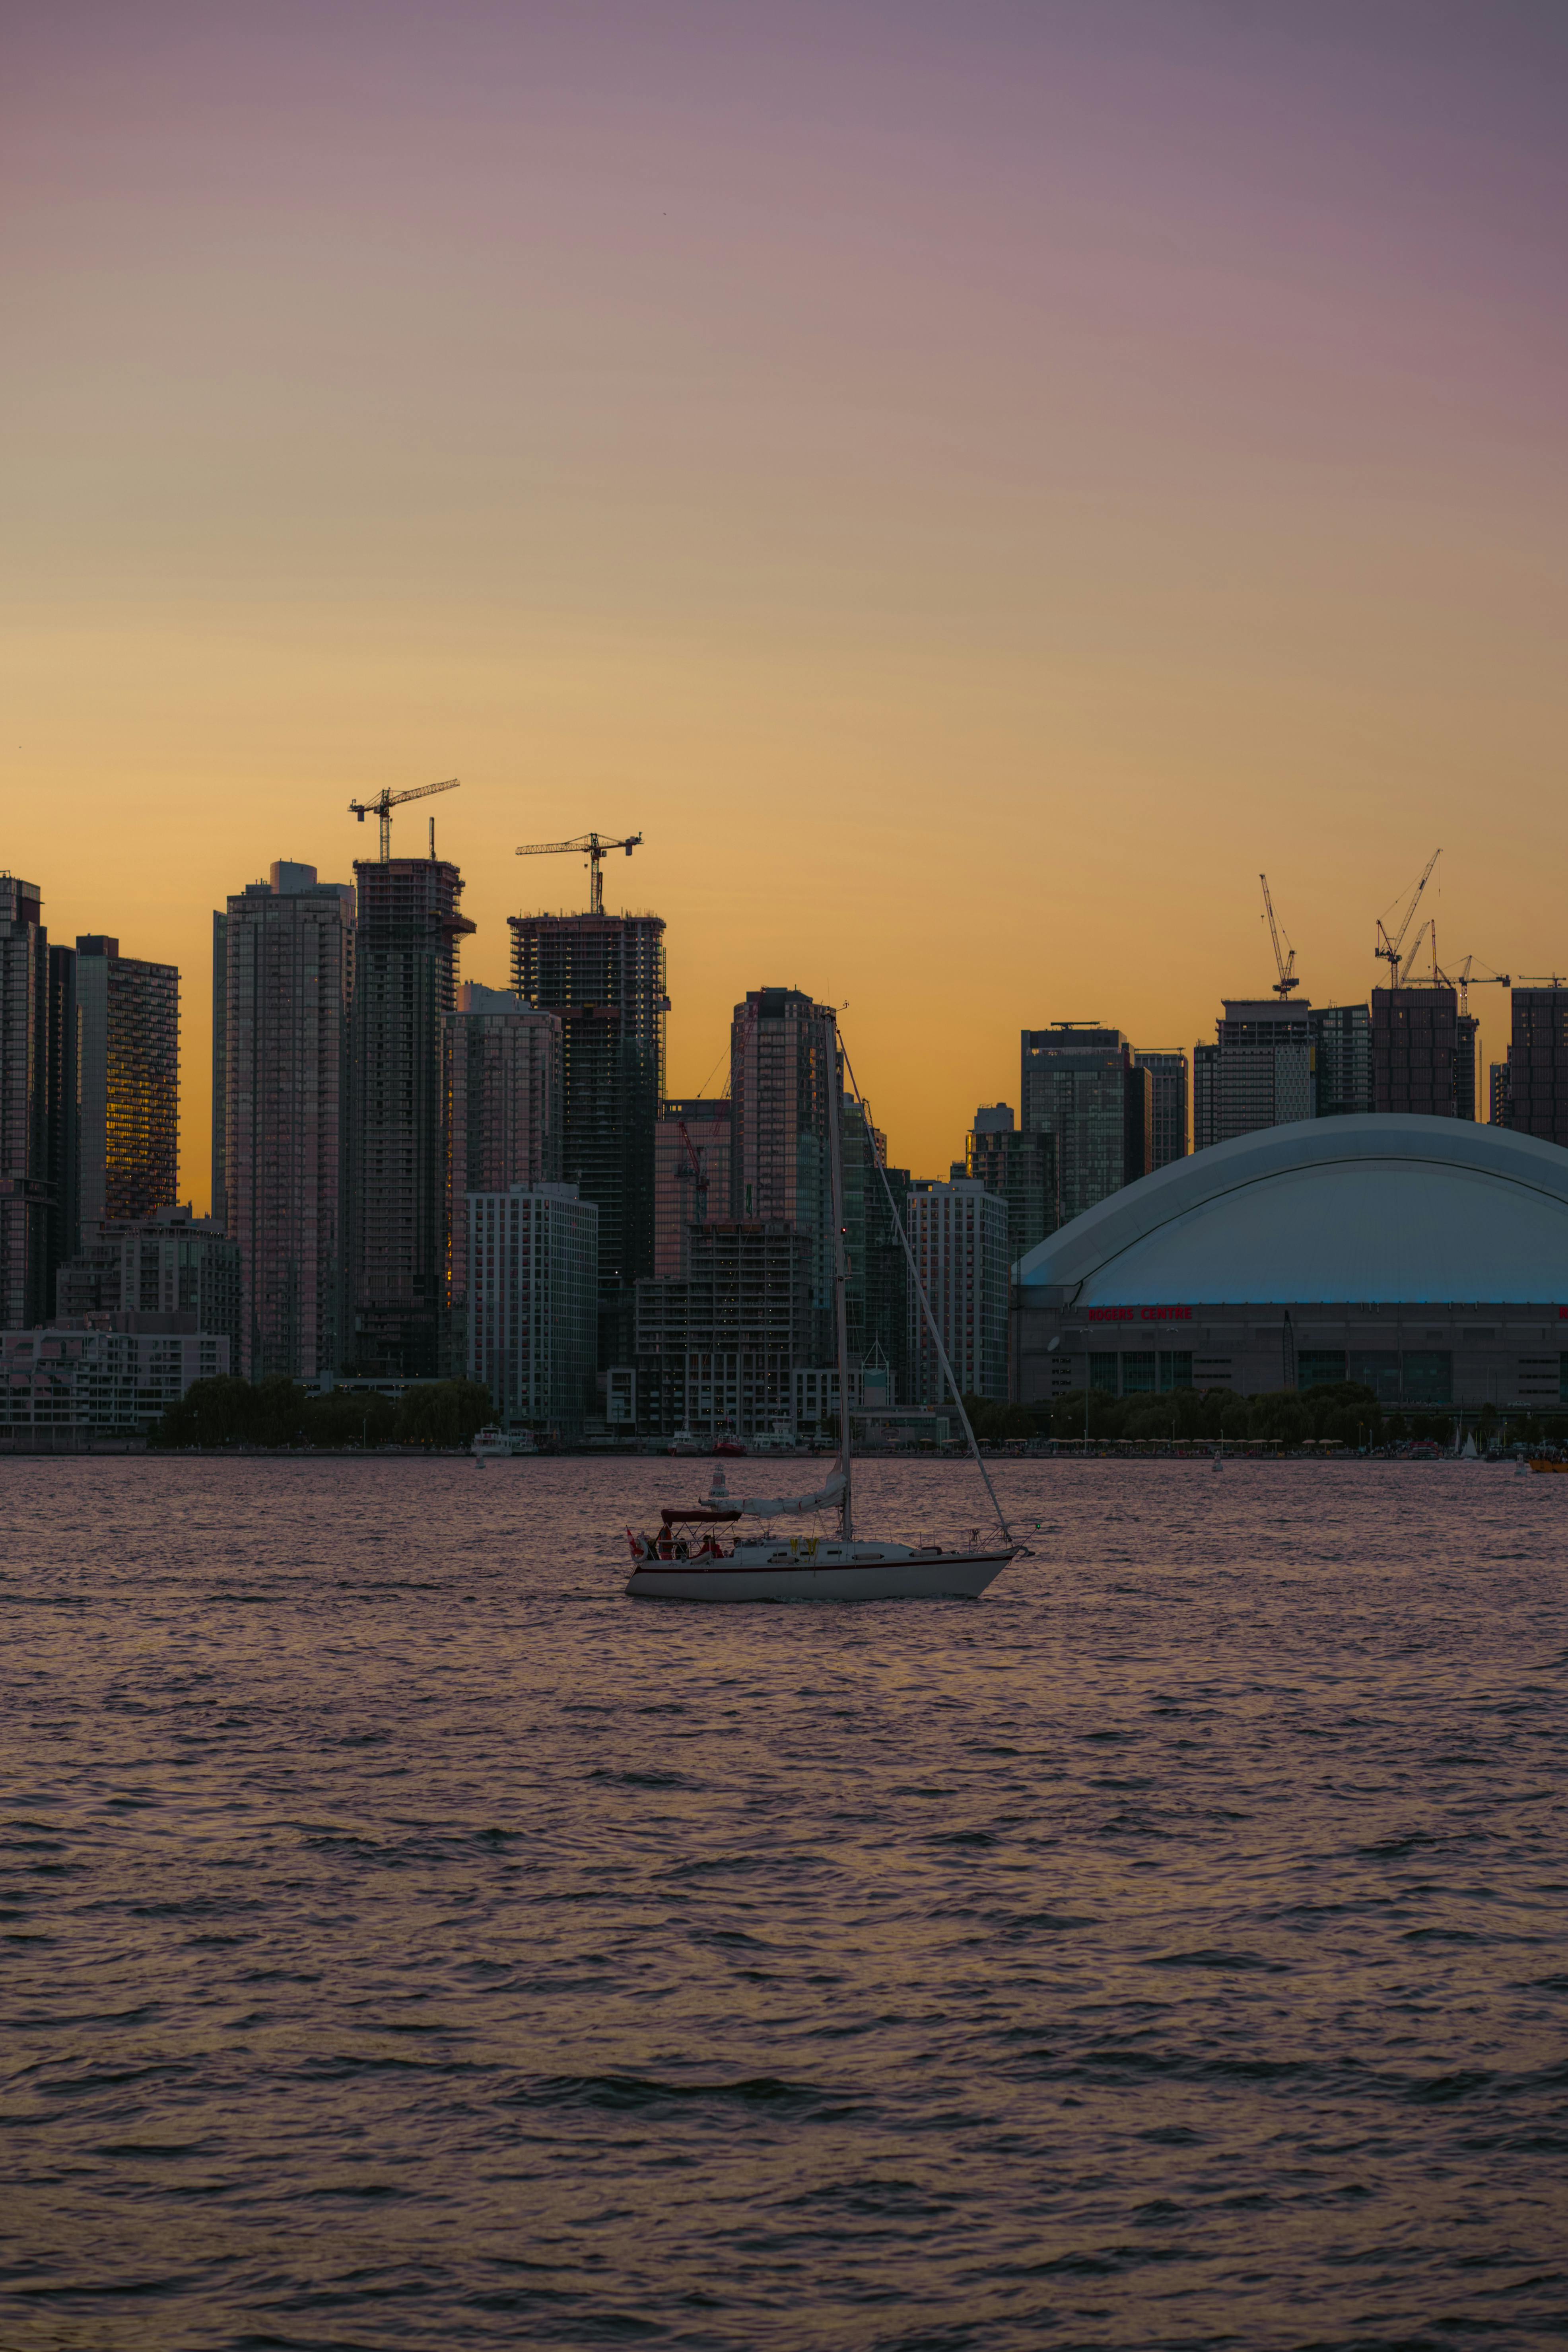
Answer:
[
  {"xmin": 1401, "ymin": 1352, "xmax": 1451, "ymax": 1406},
  {"xmin": 1158, "ymin": 1352, "xmax": 1193, "ymax": 1392},
  {"xmin": 1298, "ymin": 1350, "xmax": 1347, "ymax": 1390},
  {"xmin": 1120, "ymin": 1351, "xmax": 1156, "ymax": 1395},
  {"xmin": 1089, "ymin": 1353, "xmax": 1119, "ymax": 1394},
  {"xmin": 1348, "ymin": 1351, "xmax": 1402, "ymax": 1402}
]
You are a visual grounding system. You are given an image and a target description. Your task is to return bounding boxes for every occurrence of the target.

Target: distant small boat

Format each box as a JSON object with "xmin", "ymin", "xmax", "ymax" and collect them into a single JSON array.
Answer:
[
  {"xmin": 666, "ymin": 1430, "xmax": 705, "ymax": 1457},
  {"xmin": 711, "ymin": 1436, "xmax": 747, "ymax": 1458},
  {"xmin": 472, "ymin": 1425, "xmax": 538, "ymax": 1461},
  {"xmin": 1527, "ymin": 1456, "xmax": 1568, "ymax": 1474}
]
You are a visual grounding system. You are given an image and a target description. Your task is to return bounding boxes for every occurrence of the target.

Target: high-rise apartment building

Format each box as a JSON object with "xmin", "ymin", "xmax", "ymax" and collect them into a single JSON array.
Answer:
[
  {"xmin": 508, "ymin": 912, "xmax": 666, "ymax": 1343},
  {"xmin": 654, "ymin": 1097, "xmax": 731, "ymax": 1277},
  {"xmin": 960, "ymin": 1105, "xmax": 1059, "ymax": 1263},
  {"xmin": 630, "ymin": 1221, "xmax": 815, "ymax": 1441},
  {"xmin": 1310, "ymin": 1004, "xmax": 1373, "ymax": 1118},
  {"xmin": 0, "ymin": 875, "xmax": 53, "ymax": 1328},
  {"xmin": 1456, "ymin": 1014, "xmax": 1479, "ymax": 1123},
  {"xmin": 344, "ymin": 858, "xmax": 473, "ymax": 1377},
  {"xmin": 220, "ymin": 863, "xmax": 356, "ymax": 1378},
  {"xmin": 1193, "ymin": 1000, "xmax": 1315, "ymax": 1152},
  {"xmin": 76, "ymin": 936, "xmax": 179, "ymax": 1227},
  {"xmin": 466, "ymin": 1181, "xmax": 598, "ymax": 1432},
  {"xmin": 1504, "ymin": 985, "xmax": 1568, "ymax": 1145},
  {"xmin": 1371, "ymin": 984, "xmax": 1462, "ymax": 1118},
  {"xmin": 729, "ymin": 987, "xmax": 839, "ymax": 1350},
  {"xmin": 845, "ymin": 1097, "xmax": 911, "ymax": 1405},
  {"xmin": 1020, "ymin": 1026, "xmax": 1140, "ymax": 1223},
  {"xmin": 1133, "ymin": 1051, "xmax": 1189, "ymax": 1169},
  {"xmin": 1491, "ymin": 1056, "xmax": 1513, "ymax": 1128},
  {"xmin": 906, "ymin": 1178, "xmax": 1009, "ymax": 1404},
  {"xmin": 446, "ymin": 983, "xmax": 563, "ymax": 1370}
]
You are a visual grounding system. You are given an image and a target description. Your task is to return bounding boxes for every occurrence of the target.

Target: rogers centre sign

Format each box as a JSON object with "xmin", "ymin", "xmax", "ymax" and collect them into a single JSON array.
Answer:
[{"xmin": 1086, "ymin": 1305, "xmax": 1193, "ymax": 1323}]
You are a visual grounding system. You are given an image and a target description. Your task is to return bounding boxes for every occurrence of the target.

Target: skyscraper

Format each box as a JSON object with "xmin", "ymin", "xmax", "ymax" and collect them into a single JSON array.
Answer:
[
  {"xmin": 446, "ymin": 983, "xmax": 563, "ymax": 1370},
  {"xmin": 1193, "ymin": 1000, "xmax": 1314, "ymax": 1151},
  {"xmin": 508, "ymin": 911, "xmax": 666, "ymax": 1348},
  {"xmin": 1504, "ymin": 985, "xmax": 1568, "ymax": 1145},
  {"xmin": 1491, "ymin": 1056, "xmax": 1513, "ymax": 1128},
  {"xmin": 1310, "ymin": 1004, "xmax": 1373, "ymax": 1118},
  {"xmin": 654, "ymin": 1097, "xmax": 731, "ymax": 1277},
  {"xmin": 1020, "ymin": 1026, "xmax": 1138, "ymax": 1222},
  {"xmin": 0, "ymin": 875, "xmax": 52, "ymax": 1328},
  {"xmin": 221, "ymin": 863, "xmax": 356, "ymax": 1378},
  {"xmin": 844, "ymin": 1096, "xmax": 911, "ymax": 1404},
  {"xmin": 1371, "ymin": 984, "xmax": 1461, "ymax": 1117},
  {"xmin": 729, "ymin": 987, "xmax": 839, "ymax": 1351},
  {"xmin": 1133, "ymin": 1050, "xmax": 1189, "ymax": 1169},
  {"xmin": 465, "ymin": 1181, "xmax": 598, "ymax": 1433},
  {"xmin": 76, "ymin": 936, "xmax": 179, "ymax": 1227},
  {"xmin": 907, "ymin": 1178, "xmax": 1010, "ymax": 1404},
  {"xmin": 344, "ymin": 857, "xmax": 473, "ymax": 1377},
  {"xmin": 960, "ymin": 1105, "xmax": 1059, "ymax": 1262}
]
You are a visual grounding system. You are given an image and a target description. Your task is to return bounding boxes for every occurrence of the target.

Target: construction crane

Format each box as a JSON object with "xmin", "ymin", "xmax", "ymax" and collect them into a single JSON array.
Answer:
[
  {"xmin": 514, "ymin": 831, "xmax": 643, "ymax": 916},
  {"xmin": 348, "ymin": 776, "xmax": 460, "ymax": 862},
  {"xmin": 1375, "ymin": 848, "xmax": 1441, "ymax": 981},
  {"xmin": 1448, "ymin": 954, "xmax": 1511, "ymax": 1016},
  {"xmin": 1259, "ymin": 873, "xmax": 1299, "ymax": 999}
]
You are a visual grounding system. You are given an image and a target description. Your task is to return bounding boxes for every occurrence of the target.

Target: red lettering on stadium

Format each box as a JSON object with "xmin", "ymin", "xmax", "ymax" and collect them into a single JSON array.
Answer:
[{"xmin": 1086, "ymin": 1305, "xmax": 1193, "ymax": 1323}]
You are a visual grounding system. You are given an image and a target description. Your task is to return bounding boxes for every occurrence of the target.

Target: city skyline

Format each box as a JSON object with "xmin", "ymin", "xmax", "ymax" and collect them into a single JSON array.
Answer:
[{"xmin": 8, "ymin": 1, "xmax": 1568, "ymax": 1203}]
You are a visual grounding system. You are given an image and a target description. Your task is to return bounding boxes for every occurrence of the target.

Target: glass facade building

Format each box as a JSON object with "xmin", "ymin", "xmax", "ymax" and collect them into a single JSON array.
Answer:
[
  {"xmin": 344, "ymin": 858, "xmax": 473, "ymax": 1378},
  {"xmin": 220, "ymin": 864, "xmax": 356, "ymax": 1378},
  {"xmin": 508, "ymin": 912, "xmax": 666, "ymax": 1343},
  {"xmin": 76, "ymin": 936, "xmax": 179, "ymax": 1228},
  {"xmin": 962, "ymin": 1105, "xmax": 1059, "ymax": 1262},
  {"xmin": 1020, "ymin": 1026, "xmax": 1137, "ymax": 1223},
  {"xmin": 1504, "ymin": 986, "xmax": 1568, "ymax": 1145},
  {"xmin": 1310, "ymin": 1003, "xmax": 1373, "ymax": 1118},
  {"xmin": 1193, "ymin": 1000, "xmax": 1314, "ymax": 1152},
  {"xmin": 907, "ymin": 1178, "xmax": 1010, "ymax": 1405},
  {"xmin": 465, "ymin": 1181, "xmax": 598, "ymax": 1432}
]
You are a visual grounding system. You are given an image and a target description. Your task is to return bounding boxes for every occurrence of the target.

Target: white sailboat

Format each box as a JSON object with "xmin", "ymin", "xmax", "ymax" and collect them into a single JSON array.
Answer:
[{"xmin": 624, "ymin": 1027, "xmax": 1020, "ymax": 1602}]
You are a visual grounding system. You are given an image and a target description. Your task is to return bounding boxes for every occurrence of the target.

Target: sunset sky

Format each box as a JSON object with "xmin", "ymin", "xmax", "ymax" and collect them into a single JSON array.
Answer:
[{"xmin": 6, "ymin": 0, "xmax": 1568, "ymax": 1204}]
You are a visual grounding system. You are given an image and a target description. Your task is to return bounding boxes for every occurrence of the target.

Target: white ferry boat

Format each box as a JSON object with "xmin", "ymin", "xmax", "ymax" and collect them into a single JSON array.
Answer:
[{"xmin": 472, "ymin": 1425, "xmax": 539, "ymax": 1462}]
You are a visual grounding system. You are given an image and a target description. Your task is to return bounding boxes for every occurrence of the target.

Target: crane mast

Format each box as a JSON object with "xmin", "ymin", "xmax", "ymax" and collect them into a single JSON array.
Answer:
[{"xmin": 1375, "ymin": 848, "xmax": 1441, "ymax": 982}]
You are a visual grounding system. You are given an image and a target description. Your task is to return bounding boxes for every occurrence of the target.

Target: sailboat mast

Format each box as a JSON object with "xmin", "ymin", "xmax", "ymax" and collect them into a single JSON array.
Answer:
[{"xmin": 826, "ymin": 1022, "xmax": 854, "ymax": 1540}]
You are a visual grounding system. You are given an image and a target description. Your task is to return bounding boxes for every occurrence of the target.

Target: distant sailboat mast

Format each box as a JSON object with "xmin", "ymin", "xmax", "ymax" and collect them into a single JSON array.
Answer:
[{"xmin": 826, "ymin": 1033, "xmax": 855, "ymax": 1541}]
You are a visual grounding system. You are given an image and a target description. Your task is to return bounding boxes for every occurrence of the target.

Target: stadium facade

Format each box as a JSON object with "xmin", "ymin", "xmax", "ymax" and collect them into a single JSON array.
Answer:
[{"xmin": 1012, "ymin": 1115, "xmax": 1568, "ymax": 1413}]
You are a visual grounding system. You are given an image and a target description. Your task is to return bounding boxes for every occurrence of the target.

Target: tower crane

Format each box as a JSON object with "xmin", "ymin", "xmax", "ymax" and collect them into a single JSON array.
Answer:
[
  {"xmin": 348, "ymin": 777, "xmax": 460, "ymax": 862},
  {"xmin": 1259, "ymin": 873, "xmax": 1299, "ymax": 999},
  {"xmin": 1375, "ymin": 848, "xmax": 1441, "ymax": 981},
  {"xmin": 1447, "ymin": 954, "xmax": 1511, "ymax": 1016},
  {"xmin": 514, "ymin": 831, "xmax": 643, "ymax": 916}
]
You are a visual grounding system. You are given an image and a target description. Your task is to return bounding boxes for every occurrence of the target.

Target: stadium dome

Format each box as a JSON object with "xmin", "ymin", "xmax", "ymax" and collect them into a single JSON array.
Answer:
[{"xmin": 1015, "ymin": 1115, "xmax": 1568, "ymax": 1305}]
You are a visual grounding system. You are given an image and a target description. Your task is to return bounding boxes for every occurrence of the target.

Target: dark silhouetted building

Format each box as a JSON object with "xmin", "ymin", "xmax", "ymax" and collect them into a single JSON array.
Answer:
[
  {"xmin": 1371, "ymin": 984, "xmax": 1461, "ymax": 1118},
  {"xmin": 1491, "ymin": 1057, "xmax": 1512, "ymax": 1128},
  {"xmin": 630, "ymin": 1221, "xmax": 814, "ymax": 1441},
  {"xmin": 1020, "ymin": 1025, "xmax": 1140, "ymax": 1223},
  {"xmin": 344, "ymin": 858, "xmax": 473, "ymax": 1377},
  {"xmin": 1133, "ymin": 1049, "xmax": 1189, "ymax": 1169},
  {"xmin": 729, "ymin": 987, "xmax": 837, "ymax": 1354},
  {"xmin": 509, "ymin": 911, "xmax": 666, "ymax": 1357},
  {"xmin": 76, "ymin": 935, "xmax": 179, "ymax": 1227},
  {"xmin": 846, "ymin": 1096, "xmax": 910, "ymax": 1406},
  {"xmin": 960, "ymin": 1104, "xmax": 1059, "ymax": 1262},
  {"xmin": 1505, "ymin": 984, "xmax": 1568, "ymax": 1145},
  {"xmin": 220, "ymin": 863, "xmax": 356, "ymax": 1377},
  {"xmin": 0, "ymin": 875, "xmax": 52, "ymax": 1327},
  {"xmin": 1310, "ymin": 1004, "xmax": 1373, "ymax": 1118}
]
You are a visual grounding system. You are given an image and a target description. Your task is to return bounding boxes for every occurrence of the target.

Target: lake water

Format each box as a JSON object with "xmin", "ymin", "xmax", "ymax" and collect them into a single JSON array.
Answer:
[{"xmin": 2, "ymin": 1456, "xmax": 1566, "ymax": 2351}]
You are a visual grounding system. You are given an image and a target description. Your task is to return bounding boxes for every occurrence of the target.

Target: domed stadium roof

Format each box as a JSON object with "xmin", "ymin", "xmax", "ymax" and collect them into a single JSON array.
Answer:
[{"xmin": 1014, "ymin": 1116, "xmax": 1568, "ymax": 1305}]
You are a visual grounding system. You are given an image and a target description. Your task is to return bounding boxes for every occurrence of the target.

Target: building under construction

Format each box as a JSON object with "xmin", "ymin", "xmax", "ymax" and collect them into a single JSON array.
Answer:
[{"xmin": 508, "ymin": 911, "xmax": 666, "ymax": 1356}]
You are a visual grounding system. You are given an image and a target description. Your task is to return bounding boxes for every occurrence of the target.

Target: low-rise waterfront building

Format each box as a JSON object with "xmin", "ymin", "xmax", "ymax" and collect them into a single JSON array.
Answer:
[{"xmin": 0, "ymin": 1319, "xmax": 228, "ymax": 1439}]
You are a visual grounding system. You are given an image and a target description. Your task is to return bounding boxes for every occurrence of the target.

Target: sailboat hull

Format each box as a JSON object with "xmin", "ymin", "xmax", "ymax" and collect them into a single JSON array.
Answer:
[{"xmin": 626, "ymin": 1547, "xmax": 1017, "ymax": 1603}]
